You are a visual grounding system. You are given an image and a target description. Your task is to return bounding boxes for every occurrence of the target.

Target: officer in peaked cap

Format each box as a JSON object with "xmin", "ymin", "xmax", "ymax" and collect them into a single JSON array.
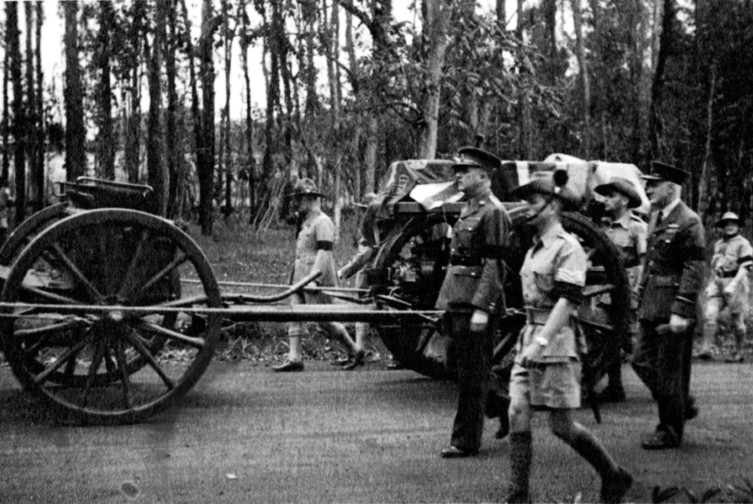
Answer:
[
  {"xmin": 453, "ymin": 146, "xmax": 502, "ymax": 174},
  {"xmin": 633, "ymin": 159, "xmax": 705, "ymax": 450},
  {"xmin": 698, "ymin": 210, "xmax": 753, "ymax": 363},
  {"xmin": 436, "ymin": 146, "xmax": 512, "ymax": 458}
]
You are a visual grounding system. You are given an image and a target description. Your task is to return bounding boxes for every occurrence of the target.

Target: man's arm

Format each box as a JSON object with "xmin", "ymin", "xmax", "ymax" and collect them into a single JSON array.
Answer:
[{"xmin": 670, "ymin": 217, "xmax": 706, "ymax": 321}]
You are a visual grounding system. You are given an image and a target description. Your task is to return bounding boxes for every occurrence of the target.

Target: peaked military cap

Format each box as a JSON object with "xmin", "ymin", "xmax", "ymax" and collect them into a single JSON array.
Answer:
[
  {"xmin": 452, "ymin": 146, "xmax": 501, "ymax": 174},
  {"xmin": 641, "ymin": 160, "xmax": 690, "ymax": 184},
  {"xmin": 715, "ymin": 211, "xmax": 741, "ymax": 227},
  {"xmin": 289, "ymin": 178, "xmax": 325, "ymax": 198},
  {"xmin": 511, "ymin": 169, "xmax": 581, "ymax": 211},
  {"xmin": 594, "ymin": 177, "xmax": 642, "ymax": 209}
]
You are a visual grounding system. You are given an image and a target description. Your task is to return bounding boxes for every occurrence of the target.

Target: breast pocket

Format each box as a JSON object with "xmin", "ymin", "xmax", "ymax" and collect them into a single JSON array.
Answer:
[{"xmin": 532, "ymin": 262, "xmax": 555, "ymax": 296}]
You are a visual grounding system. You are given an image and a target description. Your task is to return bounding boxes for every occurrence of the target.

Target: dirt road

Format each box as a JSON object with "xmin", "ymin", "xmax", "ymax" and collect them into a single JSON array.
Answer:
[{"xmin": 1, "ymin": 360, "xmax": 752, "ymax": 503}]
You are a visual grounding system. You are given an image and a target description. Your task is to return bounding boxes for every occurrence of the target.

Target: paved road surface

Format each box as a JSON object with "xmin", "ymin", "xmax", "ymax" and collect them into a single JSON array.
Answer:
[{"xmin": 1, "ymin": 360, "xmax": 752, "ymax": 503}]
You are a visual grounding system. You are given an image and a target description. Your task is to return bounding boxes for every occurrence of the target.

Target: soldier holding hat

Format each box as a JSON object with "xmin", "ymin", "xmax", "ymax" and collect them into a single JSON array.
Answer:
[
  {"xmin": 592, "ymin": 177, "xmax": 648, "ymax": 402},
  {"xmin": 436, "ymin": 146, "xmax": 512, "ymax": 458},
  {"xmin": 697, "ymin": 211, "xmax": 753, "ymax": 363},
  {"xmin": 273, "ymin": 178, "xmax": 362, "ymax": 372},
  {"xmin": 503, "ymin": 169, "xmax": 632, "ymax": 504},
  {"xmin": 633, "ymin": 160, "xmax": 706, "ymax": 450}
]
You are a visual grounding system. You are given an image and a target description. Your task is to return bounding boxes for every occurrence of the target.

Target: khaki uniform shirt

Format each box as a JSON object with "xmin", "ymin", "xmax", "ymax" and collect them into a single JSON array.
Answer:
[
  {"xmin": 292, "ymin": 209, "xmax": 338, "ymax": 288},
  {"xmin": 435, "ymin": 188, "xmax": 510, "ymax": 312},
  {"xmin": 515, "ymin": 222, "xmax": 587, "ymax": 363},
  {"xmin": 602, "ymin": 212, "xmax": 648, "ymax": 305},
  {"xmin": 705, "ymin": 234, "xmax": 753, "ymax": 307}
]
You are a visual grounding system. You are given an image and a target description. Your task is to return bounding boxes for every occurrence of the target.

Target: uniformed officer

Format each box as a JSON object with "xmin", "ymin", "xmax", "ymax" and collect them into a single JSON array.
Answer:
[
  {"xmin": 273, "ymin": 178, "xmax": 362, "ymax": 372},
  {"xmin": 698, "ymin": 211, "xmax": 753, "ymax": 363},
  {"xmin": 503, "ymin": 170, "xmax": 632, "ymax": 504},
  {"xmin": 593, "ymin": 177, "xmax": 647, "ymax": 402},
  {"xmin": 633, "ymin": 161, "xmax": 705, "ymax": 450},
  {"xmin": 435, "ymin": 146, "xmax": 511, "ymax": 458}
]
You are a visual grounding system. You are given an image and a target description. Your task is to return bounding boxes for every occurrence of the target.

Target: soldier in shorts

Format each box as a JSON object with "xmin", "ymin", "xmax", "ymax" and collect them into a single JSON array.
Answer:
[
  {"xmin": 698, "ymin": 212, "xmax": 753, "ymax": 363},
  {"xmin": 504, "ymin": 170, "xmax": 632, "ymax": 504},
  {"xmin": 273, "ymin": 178, "xmax": 361, "ymax": 372}
]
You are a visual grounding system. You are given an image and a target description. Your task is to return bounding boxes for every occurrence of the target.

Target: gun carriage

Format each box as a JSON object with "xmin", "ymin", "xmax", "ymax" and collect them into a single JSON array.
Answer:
[{"xmin": 0, "ymin": 155, "xmax": 641, "ymax": 425}]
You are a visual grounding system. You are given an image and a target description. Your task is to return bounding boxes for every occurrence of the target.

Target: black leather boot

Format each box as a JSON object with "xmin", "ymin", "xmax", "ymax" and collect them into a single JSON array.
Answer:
[{"xmin": 503, "ymin": 431, "xmax": 532, "ymax": 504}]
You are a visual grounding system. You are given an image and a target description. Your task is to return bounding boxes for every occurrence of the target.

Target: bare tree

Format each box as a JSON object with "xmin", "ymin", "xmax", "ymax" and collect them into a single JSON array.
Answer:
[
  {"xmin": 96, "ymin": 0, "xmax": 115, "ymax": 179},
  {"xmin": 571, "ymin": 0, "xmax": 590, "ymax": 157},
  {"xmin": 147, "ymin": 0, "xmax": 168, "ymax": 215},
  {"xmin": 8, "ymin": 2, "xmax": 26, "ymax": 223},
  {"xmin": 64, "ymin": 1, "xmax": 85, "ymax": 184}
]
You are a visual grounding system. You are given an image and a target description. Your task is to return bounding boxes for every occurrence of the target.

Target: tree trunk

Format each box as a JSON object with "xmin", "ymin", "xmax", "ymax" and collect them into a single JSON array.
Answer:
[
  {"xmin": 649, "ymin": 0, "xmax": 673, "ymax": 159},
  {"xmin": 8, "ymin": 2, "xmax": 26, "ymax": 224},
  {"xmin": 2, "ymin": 47, "xmax": 9, "ymax": 186},
  {"xmin": 222, "ymin": 0, "xmax": 234, "ymax": 219},
  {"xmin": 344, "ymin": 7, "xmax": 361, "ymax": 200},
  {"xmin": 239, "ymin": 3, "xmax": 255, "ymax": 216},
  {"xmin": 125, "ymin": 1, "xmax": 145, "ymax": 183},
  {"xmin": 417, "ymin": 0, "xmax": 452, "ymax": 159},
  {"xmin": 571, "ymin": 0, "xmax": 590, "ymax": 158},
  {"xmin": 166, "ymin": 0, "xmax": 180, "ymax": 218},
  {"xmin": 198, "ymin": 0, "xmax": 217, "ymax": 235},
  {"xmin": 25, "ymin": 3, "xmax": 39, "ymax": 209},
  {"xmin": 179, "ymin": 0, "xmax": 203, "ymax": 217},
  {"xmin": 97, "ymin": 1, "xmax": 115, "ymax": 180},
  {"xmin": 697, "ymin": 63, "xmax": 716, "ymax": 217},
  {"xmin": 34, "ymin": 1, "xmax": 45, "ymax": 209},
  {"xmin": 147, "ymin": 0, "xmax": 168, "ymax": 216},
  {"xmin": 64, "ymin": 1, "xmax": 85, "ymax": 183}
]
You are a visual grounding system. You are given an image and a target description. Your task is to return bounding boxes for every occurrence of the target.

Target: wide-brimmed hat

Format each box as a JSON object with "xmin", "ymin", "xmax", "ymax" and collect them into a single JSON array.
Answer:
[
  {"xmin": 641, "ymin": 160, "xmax": 690, "ymax": 185},
  {"xmin": 594, "ymin": 177, "xmax": 642, "ymax": 209},
  {"xmin": 511, "ymin": 169, "xmax": 581, "ymax": 211},
  {"xmin": 451, "ymin": 146, "xmax": 501, "ymax": 174},
  {"xmin": 289, "ymin": 178, "xmax": 325, "ymax": 198},
  {"xmin": 716, "ymin": 211, "xmax": 741, "ymax": 227}
]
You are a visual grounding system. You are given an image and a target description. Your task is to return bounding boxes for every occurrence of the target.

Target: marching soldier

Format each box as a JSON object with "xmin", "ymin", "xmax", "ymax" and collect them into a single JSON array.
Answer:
[
  {"xmin": 698, "ymin": 211, "xmax": 753, "ymax": 363},
  {"xmin": 633, "ymin": 161, "xmax": 705, "ymax": 450},
  {"xmin": 273, "ymin": 178, "xmax": 362, "ymax": 372},
  {"xmin": 593, "ymin": 177, "xmax": 647, "ymax": 402},
  {"xmin": 436, "ymin": 146, "xmax": 511, "ymax": 458},
  {"xmin": 503, "ymin": 169, "xmax": 632, "ymax": 504}
]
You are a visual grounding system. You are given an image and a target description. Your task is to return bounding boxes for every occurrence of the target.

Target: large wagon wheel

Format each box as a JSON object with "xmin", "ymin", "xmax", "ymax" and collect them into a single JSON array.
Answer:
[
  {"xmin": 371, "ymin": 207, "xmax": 631, "ymax": 386},
  {"xmin": 0, "ymin": 202, "xmax": 175, "ymax": 386},
  {"xmin": 0, "ymin": 209, "xmax": 221, "ymax": 424}
]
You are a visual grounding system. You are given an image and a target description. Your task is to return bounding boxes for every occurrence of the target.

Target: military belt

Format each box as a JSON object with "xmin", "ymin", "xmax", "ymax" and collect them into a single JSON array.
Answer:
[
  {"xmin": 450, "ymin": 255, "xmax": 483, "ymax": 267},
  {"xmin": 525, "ymin": 307, "xmax": 552, "ymax": 325}
]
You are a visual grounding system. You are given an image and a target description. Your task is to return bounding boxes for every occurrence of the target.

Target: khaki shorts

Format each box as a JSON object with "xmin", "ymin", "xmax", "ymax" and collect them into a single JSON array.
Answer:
[{"xmin": 510, "ymin": 361, "xmax": 582, "ymax": 409}]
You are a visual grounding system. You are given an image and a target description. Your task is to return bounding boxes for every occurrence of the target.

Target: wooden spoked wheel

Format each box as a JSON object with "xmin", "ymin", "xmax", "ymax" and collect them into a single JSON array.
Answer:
[
  {"xmin": 371, "ymin": 207, "xmax": 630, "ymax": 385},
  {"xmin": 0, "ymin": 209, "xmax": 221, "ymax": 424},
  {"xmin": 0, "ymin": 202, "xmax": 70, "ymax": 266}
]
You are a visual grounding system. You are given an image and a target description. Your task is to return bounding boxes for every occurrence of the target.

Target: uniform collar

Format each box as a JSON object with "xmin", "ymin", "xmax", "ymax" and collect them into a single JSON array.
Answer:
[
  {"xmin": 534, "ymin": 221, "xmax": 565, "ymax": 249},
  {"xmin": 722, "ymin": 232, "xmax": 740, "ymax": 242},
  {"xmin": 660, "ymin": 198, "xmax": 681, "ymax": 220},
  {"xmin": 303, "ymin": 208, "xmax": 322, "ymax": 222},
  {"xmin": 607, "ymin": 211, "xmax": 631, "ymax": 229},
  {"xmin": 461, "ymin": 187, "xmax": 491, "ymax": 215}
]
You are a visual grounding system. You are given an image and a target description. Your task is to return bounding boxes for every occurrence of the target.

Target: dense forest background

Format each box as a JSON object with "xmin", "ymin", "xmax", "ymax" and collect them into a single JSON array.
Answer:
[{"xmin": 1, "ymin": 0, "xmax": 752, "ymax": 235}]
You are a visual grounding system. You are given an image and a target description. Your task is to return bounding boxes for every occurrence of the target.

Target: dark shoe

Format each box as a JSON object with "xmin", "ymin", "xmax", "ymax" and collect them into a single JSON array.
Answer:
[
  {"xmin": 496, "ymin": 415, "xmax": 510, "ymax": 440},
  {"xmin": 685, "ymin": 399, "xmax": 699, "ymax": 421},
  {"xmin": 695, "ymin": 350, "xmax": 713, "ymax": 361},
  {"xmin": 601, "ymin": 466, "xmax": 633, "ymax": 504},
  {"xmin": 502, "ymin": 489, "xmax": 531, "ymax": 504},
  {"xmin": 386, "ymin": 360, "xmax": 404, "ymax": 370},
  {"xmin": 272, "ymin": 360, "xmax": 304, "ymax": 372},
  {"xmin": 343, "ymin": 349, "xmax": 365, "ymax": 370},
  {"xmin": 725, "ymin": 353, "xmax": 744, "ymax": 363},
  {"xmin": 641, "ymin": 431, "xmax": 679, "ymax": 450},
  {"xmin": 593, "ymin": 386, "xmax": 626, "ymax": 403},
  {"xmin": 440, "ymin": 446, "xmax": 478, "ymax": 458}
]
